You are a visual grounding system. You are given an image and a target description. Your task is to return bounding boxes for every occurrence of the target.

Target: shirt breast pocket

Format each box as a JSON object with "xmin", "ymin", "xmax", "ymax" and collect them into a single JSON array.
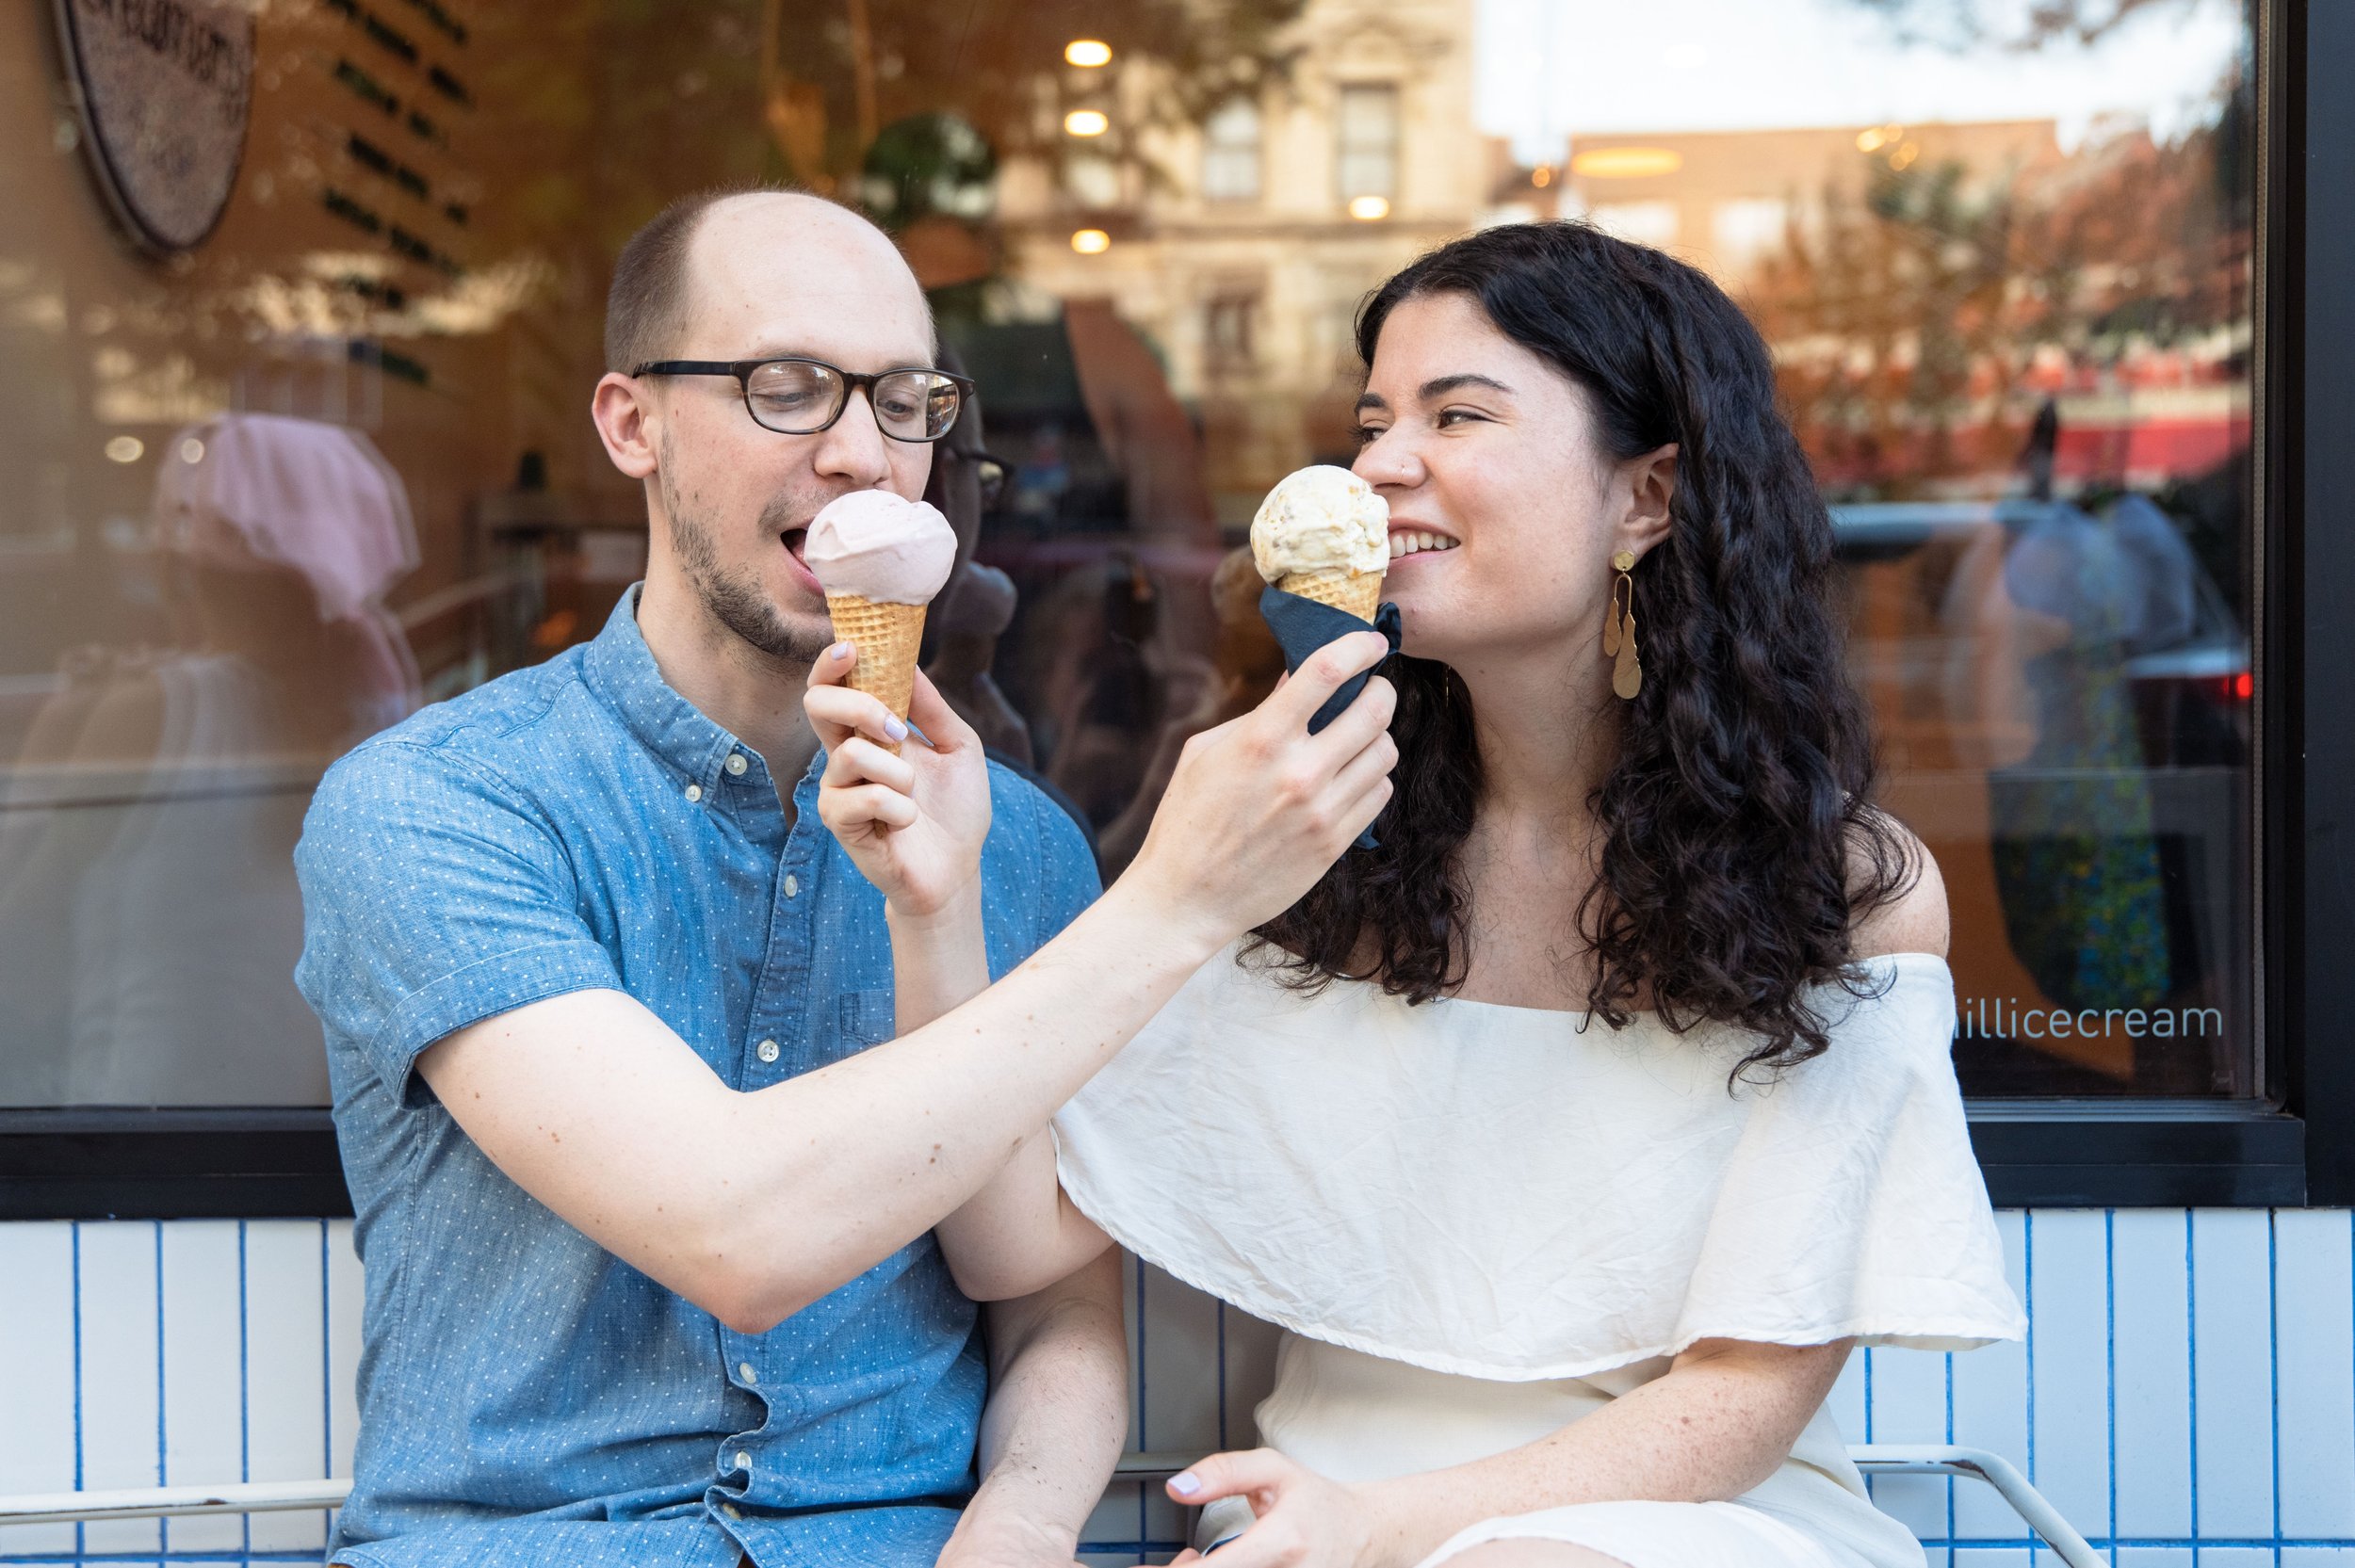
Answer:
[{"xmin": 835, "ymin": 989, "xmax": 895, "ymax": 1050}]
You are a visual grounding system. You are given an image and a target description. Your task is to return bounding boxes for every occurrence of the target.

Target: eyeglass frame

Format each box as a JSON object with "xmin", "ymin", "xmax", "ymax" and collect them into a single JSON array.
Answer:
[
  {"xmin": 947, "ymin": 448, "xmax": 1015, "ymax": 508},
  {"xmin": 629, "ymin": 357, "xmax": 976, "ymax": 443}
]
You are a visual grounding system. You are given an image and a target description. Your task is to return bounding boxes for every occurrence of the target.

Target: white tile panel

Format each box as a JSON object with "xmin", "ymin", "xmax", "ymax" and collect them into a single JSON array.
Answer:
[
  {"xmin": 1129, "ymin": 1262, "xmax": 1188, "ymax": 1548},
  {"xmin": 73, "ymin": 1222, "xmax": 160, "ymax": 1557},
  {"xmin": 2189, "ymin": 1208, "xmax": 2276, "ymax": 1539},
  {"xmin": 2110, "ymin": 1208, "xmax": 2194, "ymax": 1539},
  {"xmin": 1138, "ymin": 1266, "xmax": 1223, "ymax": 1459},
  {"xmin": 1864, "ymin": 1344, "xmax": 1951, "ymax": 1540},
  {"xmin": 240, "ymin": 1220, "xmax": 329, "ymax": 1552},
  {"xmin": 1953, "ymin": 1210, "xmax": 2031, "ymax": 1541},
  {"xmin": 2193, "ymin": 1550, "xmax": 2280, "ymax": 1568},
  {"xmin": 1952, "ymin": 1549, "xmax": 2030, "ymax": 1568},
  {"xmin": 327, "ymin": 1220, "xmax": 365, "ymax": 1482},
  {"xmin": 2282, "ymin": 1551, "xmax": 2355, "ymax": 1567},
  {"xmin": 0, "ymin": 1221, "xmax": 78, "ymax": 1558},
  {"xmin": 1218, "ymin": 1304, "xmax": 1282, "ymax": 1450},
  {"xmin": 157, "ymin": 1220, "xmax": 244, "ymax": 1555},
  {"xmin": 2112, "ymin": 1551, "xmax": 2193, "ymax": 1568},
  {"xmin": 2274, "ymin": 1209, "xmax": 2355, "ymax": 1537},
  {"xmin": 2025, "ymin": 1209, "xmax": 2111, "ymax": 1541},
  {"xmin": 1827, "ymin": 1346, "xmax": 1869, "ymax": 1443}
]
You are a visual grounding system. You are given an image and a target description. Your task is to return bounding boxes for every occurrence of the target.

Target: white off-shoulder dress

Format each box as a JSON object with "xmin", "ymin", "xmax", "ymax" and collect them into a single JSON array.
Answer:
[{"xmin": 1051, "ymin": 946, "xmax": 2025, "ymax": 1568}]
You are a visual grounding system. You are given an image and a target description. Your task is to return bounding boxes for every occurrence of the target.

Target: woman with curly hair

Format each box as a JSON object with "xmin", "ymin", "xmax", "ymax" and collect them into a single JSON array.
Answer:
[{"xmin": 808, "ymin": 221, "xmax": 2022, "ymax": 1568}]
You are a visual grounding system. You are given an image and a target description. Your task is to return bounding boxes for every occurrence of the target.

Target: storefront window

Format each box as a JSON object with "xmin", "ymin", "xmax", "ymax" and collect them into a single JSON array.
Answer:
[{"xmin": 0, "ymin": 0, "xmax": 2255, "ymax": 1108}]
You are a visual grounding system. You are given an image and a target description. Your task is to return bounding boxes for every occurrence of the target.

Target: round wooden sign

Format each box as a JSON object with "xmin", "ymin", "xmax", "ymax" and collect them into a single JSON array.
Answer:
[{"xmin": 53, "ymin": 0, "xmax": 255, "ymax": 254}]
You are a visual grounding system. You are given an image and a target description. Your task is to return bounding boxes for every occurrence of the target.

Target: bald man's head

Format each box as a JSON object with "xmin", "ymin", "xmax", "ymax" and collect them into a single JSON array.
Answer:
[{"xmin": 603, "ymin": 187, "xmax": 923, "ymax": 375}]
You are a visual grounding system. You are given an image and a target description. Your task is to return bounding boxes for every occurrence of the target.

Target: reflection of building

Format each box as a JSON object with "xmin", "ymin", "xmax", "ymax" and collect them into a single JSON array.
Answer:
[
  {"xmin": 1548, "ymin": 121, "xmax": 2063, "ymax": 286},
  {"xmin": 1513, "ymin": 118, "xmax": 2251, "ymax": 499},
  {"xmin": 996, "ymin": 0, "xmax": 1487, "ymax": 524}
]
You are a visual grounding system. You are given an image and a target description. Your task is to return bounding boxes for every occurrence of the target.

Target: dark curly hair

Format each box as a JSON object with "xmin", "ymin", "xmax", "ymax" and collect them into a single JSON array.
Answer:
[{"xmin": 1252, "ymin": 221, "xmax": 1916, "ymax": 1077}]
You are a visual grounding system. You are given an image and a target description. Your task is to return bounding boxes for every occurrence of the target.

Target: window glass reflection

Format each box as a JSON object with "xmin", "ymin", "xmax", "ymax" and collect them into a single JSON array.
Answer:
[{"xmin": 0, "ymin": 0, "xmax": 2255, "ymax": 1104}]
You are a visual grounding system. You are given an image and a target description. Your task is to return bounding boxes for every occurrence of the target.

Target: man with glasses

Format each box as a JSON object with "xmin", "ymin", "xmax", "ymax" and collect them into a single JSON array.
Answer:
[{"xmin": 294, "ymin": 190, "xmax": 1123, "ymax": 1568}]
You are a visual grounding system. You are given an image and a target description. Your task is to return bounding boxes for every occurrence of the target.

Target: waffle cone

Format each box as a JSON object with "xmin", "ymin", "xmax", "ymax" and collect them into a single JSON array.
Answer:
[
  {"xmin": 1278, "ymin": 567, "xmax": 1386, "ymax": 622},
  {"xmin": 826, "ymin": 594, "xmax": 928, "ymax": 737}
]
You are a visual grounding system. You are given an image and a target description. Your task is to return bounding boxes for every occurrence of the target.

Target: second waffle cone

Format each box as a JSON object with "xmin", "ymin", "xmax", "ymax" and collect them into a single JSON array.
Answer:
[{"xmin": 1278, "ymin": 567, "xmax": 1385, "ymax": 622}]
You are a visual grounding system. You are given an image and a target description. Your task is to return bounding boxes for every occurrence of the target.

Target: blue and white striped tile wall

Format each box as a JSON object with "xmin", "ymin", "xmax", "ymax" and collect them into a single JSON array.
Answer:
[{"xmin": 3, "ymin": 1211, "xmax": 2350, "ymax": 1567}]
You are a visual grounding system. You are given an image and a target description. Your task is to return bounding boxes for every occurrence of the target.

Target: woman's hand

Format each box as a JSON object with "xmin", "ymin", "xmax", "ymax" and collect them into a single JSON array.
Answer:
[
  {"xmin": 1166, "ymin": 1450, "xmax": 1380, "ymax": 1568},
  {"xmin": 805, "ymin": 642, "xmax": 991, "ymax": 919},
  {"xmin": 1118, "ymin": 631, "xmax": 1397, "ymax": 948}
]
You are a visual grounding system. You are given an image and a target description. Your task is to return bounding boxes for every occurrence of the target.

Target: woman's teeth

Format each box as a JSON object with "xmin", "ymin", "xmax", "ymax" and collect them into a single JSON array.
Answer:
[{"xmin": 1389, "ymin": 531, "xmax": 1459, "ymax": 559}]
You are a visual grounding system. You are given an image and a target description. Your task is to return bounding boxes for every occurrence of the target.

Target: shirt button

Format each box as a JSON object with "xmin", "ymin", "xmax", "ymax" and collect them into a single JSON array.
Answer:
[
  {"xmin": 684, "ymin": 784, "xmax": 704, "ymax": 803},
  {"xmin": 725, "ymin": 752, "xmax": 748, "ymax": 776},
  {"xmin": 739, "ymin": 1361, "xmax": 758, "ymax": 1385},
  {"xmin": 735, "ymin": 1449, "xmax": 754, "ymax": 1471},
  {"xmin": 755, "ymin": 1039, "xmax": 780, "ymax": 1063},
  {"xmin": 783, "ymin": 874, "xmax": 801, "ymax": 898},
  {"xmin": 721, "ymin": 1502, "xmax": 742, "ymax": 1520}
]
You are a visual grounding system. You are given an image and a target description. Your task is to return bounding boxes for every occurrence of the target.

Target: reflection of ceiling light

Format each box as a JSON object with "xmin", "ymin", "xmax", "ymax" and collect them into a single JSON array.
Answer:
[
  {"xmin": 1070, "ymin": 228, "xmax": 1111, "ymax": 253},
  {"xmin": 1347, "ymin": 195, "xmax": 1390, "ymax": 220},
  {"xmin": 1064, "ymin": 109, "xmax": 1109, "ymax": 137},
  {"xmin": 1889, "ymin": 141, "xmax": 1920, "ymax": 170},
  {"xmin": 1568, "ymin": 147, "xmax": 1682, "ymax": 179},
  {"xmin": 180, "ymin": 437, "xmax": 205, "ymax": 464},
  {"xmin": 104, "ymin": 435, "xmax": 144, "ymax": 463},
  {"xmin": 1531, "ymin": 166, "xmax": 1552, "ymax": 187},
  {"xmin": 1857, "ymin": 123, "xmax": 1905, "ymax": 153},
  {"xmin": 1064, "ymin": 39, "xmax": 1112, "ymax": 67}
]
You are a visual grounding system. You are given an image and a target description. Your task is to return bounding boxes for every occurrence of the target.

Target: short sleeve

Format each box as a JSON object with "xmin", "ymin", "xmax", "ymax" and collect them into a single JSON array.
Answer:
[
  {"xmin": 294, "ymin": 740, "xmax": 620, "ymax": 1094},
  {"xmin": 1027, "ymin": 788, "xmax": 1102, "ymax": 947}
]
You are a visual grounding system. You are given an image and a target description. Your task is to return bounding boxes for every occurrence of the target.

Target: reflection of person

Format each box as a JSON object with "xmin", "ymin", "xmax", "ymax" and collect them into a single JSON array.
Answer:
[
  {"xmin": 1942, "ymin": 405, "xmax": 2185, "ymax": 1015},
  {"xmin": 292, "ymin": 188, "xmax": 1395, "ymax": 1568},
  {"xmin": 918, "ymin": 346, "xmax": 1035, "ymax": 764},
  {"xmin": 820, "ymin": 221, "xmax": 2022, "ymax": 1568},
  {"xmin": 0, "ymin": 413, "xmax": 417, "ymax": 1106}
]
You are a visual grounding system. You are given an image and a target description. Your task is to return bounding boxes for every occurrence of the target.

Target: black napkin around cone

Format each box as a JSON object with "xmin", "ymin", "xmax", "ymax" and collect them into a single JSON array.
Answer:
[{"xmin": 1259, "ymin": 583, "xmax": 1403, "ymax": 848}]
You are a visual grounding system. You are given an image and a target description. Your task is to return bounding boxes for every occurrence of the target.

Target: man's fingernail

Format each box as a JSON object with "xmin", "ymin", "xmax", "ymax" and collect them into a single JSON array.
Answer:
[
  {"xmin": 884, "ymin": 717, "xmax": 909, "ymax": 741},
  {"xmin": 1170, "ymin": 1471, "xmax": 1202, "ymax": 1497},
  {"xmin": 831, "ymin": 642, "xmax": 853, "ymax": 661}
]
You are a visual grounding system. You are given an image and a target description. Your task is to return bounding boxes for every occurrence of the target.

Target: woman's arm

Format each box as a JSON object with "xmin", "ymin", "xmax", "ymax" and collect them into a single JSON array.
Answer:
[{"xmin": 1167, "ymin": 1337, "xmax": 1851, "ymax": 1568}]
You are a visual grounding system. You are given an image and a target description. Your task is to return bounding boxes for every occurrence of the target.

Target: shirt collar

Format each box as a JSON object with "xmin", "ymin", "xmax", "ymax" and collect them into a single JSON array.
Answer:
[{"xmin": 582, "ymin": 584, "xmax": 758, "ymax": 794}]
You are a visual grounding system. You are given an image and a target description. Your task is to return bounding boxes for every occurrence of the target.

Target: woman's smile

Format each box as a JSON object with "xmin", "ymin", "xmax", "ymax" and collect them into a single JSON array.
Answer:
[{"xmin": 1387, "ymin": 524, "xmax": 1461, "ymax": 561}]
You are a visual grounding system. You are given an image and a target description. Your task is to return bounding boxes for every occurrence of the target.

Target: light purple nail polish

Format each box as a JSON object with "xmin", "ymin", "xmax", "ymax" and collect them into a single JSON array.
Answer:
[
  {"xmin": 1170, "ymin": 1471, "xmax": 1202, "ymax": 1497},
  {"xmin": 831, "ymin": 642, "xmax": 853, "ymax": 661},
  {"xmin": 885, "ymin": 718, "xmax": 908, "ymax": 741}
]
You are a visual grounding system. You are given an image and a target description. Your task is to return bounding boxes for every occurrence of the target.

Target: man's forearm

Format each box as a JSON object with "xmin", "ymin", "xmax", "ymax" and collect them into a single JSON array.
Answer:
[
  {"xmin": 421, "ymin": 880, "xmax": 1220, "ymax": 1334},
  {"xmin": 947, "ymin": 1250, "xmax": 1130, "ymax": 1563}
]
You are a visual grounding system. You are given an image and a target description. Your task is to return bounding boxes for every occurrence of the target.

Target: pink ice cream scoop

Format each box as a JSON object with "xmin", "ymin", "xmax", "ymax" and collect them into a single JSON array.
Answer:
[{"xmin": 804, "ymin": 490, "xmax": 958, "ymax": 606}]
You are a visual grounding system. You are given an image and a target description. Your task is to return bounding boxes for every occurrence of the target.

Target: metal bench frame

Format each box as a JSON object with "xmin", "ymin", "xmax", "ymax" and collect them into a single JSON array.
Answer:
[{"xmin": 0, "ymin": 1446, "xmax": 2101, "ymax": 1566}]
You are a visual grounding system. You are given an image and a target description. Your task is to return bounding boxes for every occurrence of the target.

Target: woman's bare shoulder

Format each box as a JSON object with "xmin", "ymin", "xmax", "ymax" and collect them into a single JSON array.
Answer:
[{"xmin": 1847, "ymin": 809, "xmax": 1949, "ymax": 961}]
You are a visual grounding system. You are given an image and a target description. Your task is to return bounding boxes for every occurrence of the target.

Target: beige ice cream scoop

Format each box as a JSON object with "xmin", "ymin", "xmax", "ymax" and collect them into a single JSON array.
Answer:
[{"xmin": 1250, "ymin": 465, "xmax": 1389, "ymax": 621}]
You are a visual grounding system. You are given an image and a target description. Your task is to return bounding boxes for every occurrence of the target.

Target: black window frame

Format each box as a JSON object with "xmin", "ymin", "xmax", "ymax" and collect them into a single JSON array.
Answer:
[{"xmin": 3, "ymin": 0, "xmax": 2348, "ymax": 1220}]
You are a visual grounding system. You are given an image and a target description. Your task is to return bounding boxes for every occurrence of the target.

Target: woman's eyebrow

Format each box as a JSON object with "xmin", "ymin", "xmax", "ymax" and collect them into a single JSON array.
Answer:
[
  {"xmin": 1354, "ymin": 373, "xmax": 1516, "ymax": 415},
  {"xmin": 1418, "ymin": 373, "xmax": 1516, "ymax": 401}
]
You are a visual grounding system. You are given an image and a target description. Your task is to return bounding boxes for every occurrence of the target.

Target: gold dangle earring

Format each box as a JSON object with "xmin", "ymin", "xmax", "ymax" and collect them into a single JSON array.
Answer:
[{"xmin": 1605, "ymin": 550, "xmax": 1642, "ymax": 700}]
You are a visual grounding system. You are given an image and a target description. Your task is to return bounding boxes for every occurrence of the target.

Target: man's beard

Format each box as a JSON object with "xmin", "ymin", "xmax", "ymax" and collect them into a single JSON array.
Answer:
[{"xmin": 658, "ymin": 464, "xmax": 833, "ymax": 664}]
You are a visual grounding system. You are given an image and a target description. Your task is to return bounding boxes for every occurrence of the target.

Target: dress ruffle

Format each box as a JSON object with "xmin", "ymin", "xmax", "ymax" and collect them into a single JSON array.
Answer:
[{"xmin": 1053, "ymin": 946, "xmax": 2023, "ymax": 1382}]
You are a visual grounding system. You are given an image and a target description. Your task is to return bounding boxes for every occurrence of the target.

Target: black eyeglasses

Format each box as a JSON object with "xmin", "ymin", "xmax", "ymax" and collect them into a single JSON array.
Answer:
[
  {"xmin": 949, "ymin": 448, "xmax": 1014, "ymax": 508},
  {"xmin": 631, "ymin": 357, "xmax": 975, "ymax": 443}
]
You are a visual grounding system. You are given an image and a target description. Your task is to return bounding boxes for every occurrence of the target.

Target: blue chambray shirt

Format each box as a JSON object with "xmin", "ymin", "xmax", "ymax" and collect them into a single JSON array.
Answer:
[{"xmin": 294, "ymin": 588, "xmax": 1100, "ymax": 1568}]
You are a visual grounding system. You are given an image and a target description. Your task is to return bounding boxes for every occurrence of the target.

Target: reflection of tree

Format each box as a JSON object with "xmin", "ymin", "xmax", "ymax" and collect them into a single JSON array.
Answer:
[
  {"xmin": 1847, "ymin": 0, "xmax": 2207, "ymax": 49},
  {"xmin": 756, "ymin": 0, "xmax": 1307, "ymax": 203},
  {"xmin": 1746, "ymin": 83, "xmax": 2249, "ymax": 503}
]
